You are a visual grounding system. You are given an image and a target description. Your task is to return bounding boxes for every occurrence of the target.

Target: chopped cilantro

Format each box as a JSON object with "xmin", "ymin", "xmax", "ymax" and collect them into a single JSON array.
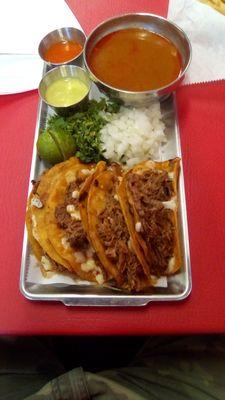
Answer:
[{"xmin": 45, "ymin": 99, "xmax": 120, "ymax": 163}]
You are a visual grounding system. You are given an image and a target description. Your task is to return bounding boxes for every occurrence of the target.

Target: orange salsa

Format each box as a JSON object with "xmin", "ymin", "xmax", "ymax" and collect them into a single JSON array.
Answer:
[
  {"xmin": 87, "ymin": 28, "xmax": 182, "ymax": 91},
  {"xmin": 44, "ymin": 40, "xmax": 83, "ymax": 63}
]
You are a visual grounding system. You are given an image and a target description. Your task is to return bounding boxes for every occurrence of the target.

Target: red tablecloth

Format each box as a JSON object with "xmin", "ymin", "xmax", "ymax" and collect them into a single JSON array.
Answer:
[{"xmin": 0, "ymin": 0, "xmax": 224, "ymax": 335}]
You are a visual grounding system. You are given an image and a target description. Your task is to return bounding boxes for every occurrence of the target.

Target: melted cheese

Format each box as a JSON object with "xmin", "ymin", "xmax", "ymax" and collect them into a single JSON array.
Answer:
[
  {"xmin": 66, "ymin": 204, "xmax": 75, "ymax": 213},
  {"xmin": 31, "ymin": 196, "xmax": 43, "ymax": 208},
  {"xmin": 61, "ymin": 237, "xmax": 69, "ymax": 249},
  {"xmin": 41, "ymin": 255, "xmax": 54, "ymax": 271},
  {"xmin": 81, "ymin": 258, "xmax": 104, "ymax": 285},
  {"xmin": 66, "ymin": 204, "xmax": 81, "ymax": 220},
  {"xmin": 65, "ymin": 171, "xmax": 76, "ymax": 183},
  {"xmin": 74, "ymin": 251, "xmax": 86, "ymax": 264},
  {"xmin": 162, "ymin": 197, "xmax": 177, "ymax": 211},
  {"xmin": 71, "ymin": 210, "xmax": 81, "ymax": 220},
  {"xmin": 166, "ymin": 256, "xmax": 175, "ymax": 273},
  {"xmin": 81, "ymin": 169, "xmax": 92, "ymax": 176},
  {"xmin": 81, "ymin": 259, "xmax": 97, "ymax": 272},
  {"xmin": 168, "ymin": 172, "xmax": 174, "ymax": 180},
  {"xmin": 95, "ymin": 272, "xmax": 104, "ymax": 285},
  {"xmin": 135, "ymin": 221, "xmax": 142, "ymax": 232},
  {"xmin": 72, "ymin": 190, "xmax": 79, "ymax": 199}
]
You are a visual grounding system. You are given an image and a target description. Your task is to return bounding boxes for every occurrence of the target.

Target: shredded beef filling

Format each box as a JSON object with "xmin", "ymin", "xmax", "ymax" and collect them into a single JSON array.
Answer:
[
  {"xmin": 97, "ymin": 191, "xmax": 144, "ymax": 290},
  {"xmin": 55, "ymin": 181, "xmax": 89, "ymax": 249},
  {"xmin": 128, "ymin": 170, "xmax": 175, "ymax": 276}
]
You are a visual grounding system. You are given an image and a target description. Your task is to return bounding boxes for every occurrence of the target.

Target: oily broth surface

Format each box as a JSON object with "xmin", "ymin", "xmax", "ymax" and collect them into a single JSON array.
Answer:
[
  {"xmin": 44, "ymin": 40, "xmax": 83, "ymax": 63},
  {"xmin": 88, "ymin": 28, "xmax": 182, "ymax": 91}
]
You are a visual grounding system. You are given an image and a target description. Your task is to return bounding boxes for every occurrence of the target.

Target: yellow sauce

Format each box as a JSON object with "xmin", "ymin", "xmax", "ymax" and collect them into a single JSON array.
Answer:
[{"xmin": 46, "ymin": 78, "xmax": 89, "ymax": 107}]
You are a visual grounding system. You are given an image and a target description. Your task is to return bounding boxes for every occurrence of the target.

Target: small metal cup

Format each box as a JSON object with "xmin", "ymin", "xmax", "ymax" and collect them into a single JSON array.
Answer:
[
  {"xmin": 38, "ymin": 27, "xmax": 86, "ymax": 68},
  {"xmin": 38, "ymin": 65, "xmax": 91, "ymax": 116}
]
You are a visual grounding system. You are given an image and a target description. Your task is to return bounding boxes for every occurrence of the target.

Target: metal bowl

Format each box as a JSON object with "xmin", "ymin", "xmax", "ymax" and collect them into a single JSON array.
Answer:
[
  {"xmin": 84, "ymin": 13, "xmax": 191, "ymax": 106},
  {"xmin": 38, "ymin": 65, "xmax": 91, "ymax": 116},
  {"xmin": 38, "ymin": 27, "xmax": 86, "ymax": 68}
]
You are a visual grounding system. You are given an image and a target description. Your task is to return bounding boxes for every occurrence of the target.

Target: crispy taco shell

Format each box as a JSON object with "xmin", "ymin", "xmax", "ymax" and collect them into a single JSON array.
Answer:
[
  {"xmin": 25, "ymin": 202, "xmax": 43, "ymax": 262},
  {"xmin": 79, "ymin": 161, "xmax": 107, "ymax": 238}
]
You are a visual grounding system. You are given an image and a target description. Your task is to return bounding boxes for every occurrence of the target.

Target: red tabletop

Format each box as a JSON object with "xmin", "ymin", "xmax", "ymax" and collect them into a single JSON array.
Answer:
[{"xmin": 0, "ymin": 0, "xmax": 225, "ymax": 335}]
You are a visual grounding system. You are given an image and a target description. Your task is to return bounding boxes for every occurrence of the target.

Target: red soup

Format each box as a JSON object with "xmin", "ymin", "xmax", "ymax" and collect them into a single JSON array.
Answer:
[
  {"xmin": 44, "ymin": 40, "xmax": 83, "ymax": 63},
  {"xmin": 87, "ymin": 28, "xmax": 182, "ymax": 91}
]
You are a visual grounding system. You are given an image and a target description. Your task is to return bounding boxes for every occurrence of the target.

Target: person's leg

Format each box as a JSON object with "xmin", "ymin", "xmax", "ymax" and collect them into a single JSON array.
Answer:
[
  {"xmin": 0, "ymin": 336, "xmax": 65, "ymax": 400},
  {"xmin": 99, "ymin": 335, "xmax": 225, "ymax": 399},
  {"xmin": 0, "ymin": 335, "xmax": 144, "ymax": 400},
  {"xmin": 2, "ymin": 335, "xmax": 225, "ymax": 400}
]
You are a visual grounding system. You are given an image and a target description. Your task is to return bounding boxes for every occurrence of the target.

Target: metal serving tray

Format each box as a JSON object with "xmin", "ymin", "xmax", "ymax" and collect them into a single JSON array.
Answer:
[{"xmin": 20, "ymin": 84, "xmax": 192, "ymax": 306}]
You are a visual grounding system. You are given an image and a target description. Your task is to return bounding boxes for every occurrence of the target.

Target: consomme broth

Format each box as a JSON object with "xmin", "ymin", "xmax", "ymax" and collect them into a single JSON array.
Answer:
[{"xmin": 88, "ymin": 28, "xmax": 182, "ymax": 91}]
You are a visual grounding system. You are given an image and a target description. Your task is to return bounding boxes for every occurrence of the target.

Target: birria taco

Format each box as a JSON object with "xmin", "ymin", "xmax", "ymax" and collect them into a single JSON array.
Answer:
[
  {"xmin": 87, "ymin": 165, "xmax": 153, "ymax": 291},
  {"xmin": 27, "ymin": 157, "xmax": 79, "ymax": 276},
  {"xmin": 45, "ymin": 159, "xmax": 106, "ymax": 284},
  {"xmin": 118, "ymin": 158, "xmax": 182, "ymax": 277}
]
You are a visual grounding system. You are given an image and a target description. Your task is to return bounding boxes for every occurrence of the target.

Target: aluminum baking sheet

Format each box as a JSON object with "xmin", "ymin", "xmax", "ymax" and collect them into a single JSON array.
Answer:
[{"xmin": 20, "ymin": 82, "xmax": 192, "ymax": 306}]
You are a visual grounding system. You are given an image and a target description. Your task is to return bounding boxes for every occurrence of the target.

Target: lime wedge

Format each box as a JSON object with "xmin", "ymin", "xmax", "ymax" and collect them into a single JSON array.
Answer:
[
  {"xmin": 51, "ymin": 130, "xmax": 76, "ymax": 161},
  {"xmin": 37, "ymin": 130, "xmax": 76, "ymax": 165}
]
